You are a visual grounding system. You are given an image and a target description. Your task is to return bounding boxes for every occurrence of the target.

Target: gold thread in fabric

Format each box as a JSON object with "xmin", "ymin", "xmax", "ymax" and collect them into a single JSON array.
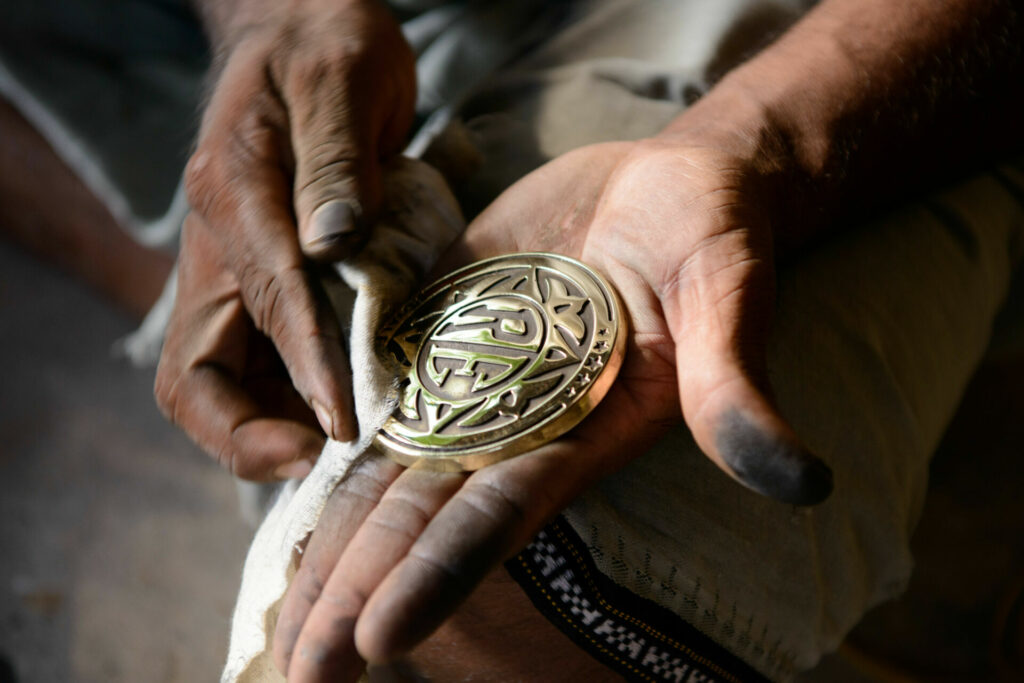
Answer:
[
  {"xmin": 516, "ymin": 556, "xmax": 658, "ymax": 682},
  {"xmin": 553, "ymin": 526, "xmax": 744, "ymax": 683}
]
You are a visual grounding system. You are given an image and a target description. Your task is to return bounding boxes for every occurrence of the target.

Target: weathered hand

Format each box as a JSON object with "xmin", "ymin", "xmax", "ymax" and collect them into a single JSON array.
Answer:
[
  {"xmin": 154, "ymin": 214, "xmax": 334, "ymax": 479},
  {"xmin": 156, "ymin": 0, "xmax": 415, "ymax": 476},
  {"xmin": 271, "ymin": 120, "xmax": 833, "ymax": 680},
  {"xmin": 440, "ymin": 133, "xmax": 834, "ymax": 501}
]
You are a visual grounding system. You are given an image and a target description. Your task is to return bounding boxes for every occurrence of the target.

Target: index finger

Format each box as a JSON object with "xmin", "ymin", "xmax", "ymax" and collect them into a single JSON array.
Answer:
[
  {"xmin": 351, "ymin": 383, "xmax": 664, "ymax": 663},
  {"xmin": 184, "ymin": 55, "xmax": 356, "ymax": 441},
  {"xmin": 155, "ymin": 219, "xmax": 327, "ymax": 479},
  {"xmin": 285, "ymin": 466, "xmax": 465, "ymax": 683}
]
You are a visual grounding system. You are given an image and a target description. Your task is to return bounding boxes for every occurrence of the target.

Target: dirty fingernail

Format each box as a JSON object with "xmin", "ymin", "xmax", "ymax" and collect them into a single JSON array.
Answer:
[
  {"xmin": 307, "ymin": 200, "xmax": 362, "ymax": 251},
  {"xmin": 275, "ymin": 458, "xmax": 314, "ymax": 480},
  {"xmin": 311, "ymin": 398, "xmax": 336, "ymax": 440},
  {"xmin": 715, "ymin": 408, "xmax": 833, "ymax": 505}
]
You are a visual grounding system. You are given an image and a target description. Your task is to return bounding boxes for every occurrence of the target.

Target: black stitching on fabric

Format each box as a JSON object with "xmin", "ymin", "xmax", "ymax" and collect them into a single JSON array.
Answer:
[{"xmin": 506, "ymin": 517, "xmax": 770, "ymax": 682}]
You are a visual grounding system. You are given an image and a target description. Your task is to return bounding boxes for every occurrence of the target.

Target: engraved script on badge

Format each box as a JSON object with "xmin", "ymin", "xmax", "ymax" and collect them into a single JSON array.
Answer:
[{"xmin": 374, "ymin": 253, "xmax": 626, "ymax": 471}]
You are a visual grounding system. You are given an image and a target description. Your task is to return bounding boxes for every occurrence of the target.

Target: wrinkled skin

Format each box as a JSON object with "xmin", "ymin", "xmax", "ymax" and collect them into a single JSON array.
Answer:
[
  {"xmin": 155, "ymin": 1, "xmax": 415, "ymax": 478},
  {"xmin": 156, "ymin": 0, "xmax": 1024, "ymax": 678},
  {"xmin": 154, "ymin": 5, "xmax": 833, "ymax": 676},
  {"xmin": 272, "ymin": 128, "xmax": 831, "ymax": 682}
]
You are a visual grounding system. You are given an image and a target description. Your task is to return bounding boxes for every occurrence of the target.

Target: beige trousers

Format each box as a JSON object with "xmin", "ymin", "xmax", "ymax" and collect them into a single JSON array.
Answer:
[{"xmin": 427, "ymin": 0, "xmax": 1024, "ymax": 677}]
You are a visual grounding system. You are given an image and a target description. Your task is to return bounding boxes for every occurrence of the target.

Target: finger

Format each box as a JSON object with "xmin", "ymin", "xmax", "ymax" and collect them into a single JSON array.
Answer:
[
  {"xmin": 156, "ymin": 217, "xmax": 326, "ymax": 478},
  {"xmin": 237, "ymin": 259, "xmax": 357, "ymax": 442},
  {"xmin": 239, "ymin": 334, "xmax": 327, "ymax": 429},
  {"xmin": 273, "ymin": 455, "xmax": 404, "ymax": 675},
  {"xmin": 185, "ymin": 66, "xmax": 358, "ymax": 440},
  {"xmin": 156, "ymin": 310, "xmax": 325, "ymax": 481},
  {"xmin": 286, "ymin": 38, "xmax": 415, "ymax": 261},
  {"xmin": 170, "ymin": 364, "xmax": 325, "ymax": 479},
  {"xmin": 353, "ymin": 389, "xmax": 657, "ymax": 663},
  {"xmin": 662, "ymin": 227, "xmax": 833, "ymax": 505},
  {"xmin": 287, "ymin": 467, "xmax": 465, "ymax": 683}
]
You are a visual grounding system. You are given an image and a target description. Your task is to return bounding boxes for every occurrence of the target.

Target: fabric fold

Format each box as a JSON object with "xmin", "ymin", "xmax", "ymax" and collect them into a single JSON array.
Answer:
[{"xmin": 222, "ymin": 158, "xmax": 465, "ymax": 682}]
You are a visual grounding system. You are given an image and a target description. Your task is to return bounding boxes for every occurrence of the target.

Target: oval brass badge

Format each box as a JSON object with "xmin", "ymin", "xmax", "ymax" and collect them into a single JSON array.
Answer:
[{"xmin": 373, "ymin": 253, "xmax": 627, "ymax": 471}]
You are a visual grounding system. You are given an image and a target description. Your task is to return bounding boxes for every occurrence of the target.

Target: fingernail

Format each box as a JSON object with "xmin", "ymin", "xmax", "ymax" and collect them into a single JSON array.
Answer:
[
  {"xmin": 311, "ymin": 398, "xmax": 336, "ymax": 440},
  {"xmin": 715, "ymin": 409, "xmax": 833, "ymax": 505},
  {"xmin": 275, "ymin": 458, "xmax": 314, "ymax": 480},
  {"xmin": 308, "ymin": 200, "xmax": 361, "ymax": 250}
]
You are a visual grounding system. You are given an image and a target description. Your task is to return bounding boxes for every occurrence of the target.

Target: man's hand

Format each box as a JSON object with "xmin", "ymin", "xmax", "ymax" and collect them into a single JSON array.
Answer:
[
  {"xmin": 155, "ymin": 214, "xmax": 333, "ymax": 479},
  {"xmin": 155, "ymin": 0, "xmax": 1023, "ymax": 673},
  {"xmin": 156, "ymin": 0, "xmax": 415, "ymax": 477},
  {"xmin": 270, "ymin": 114, "xmax": 833, "ymax": 681}
]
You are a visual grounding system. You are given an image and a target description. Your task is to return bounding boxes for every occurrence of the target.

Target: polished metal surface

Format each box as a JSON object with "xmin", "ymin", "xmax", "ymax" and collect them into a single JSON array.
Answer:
[{"xmin": 374, "ymin": 252, "xmax": 626, "ymax": 471}]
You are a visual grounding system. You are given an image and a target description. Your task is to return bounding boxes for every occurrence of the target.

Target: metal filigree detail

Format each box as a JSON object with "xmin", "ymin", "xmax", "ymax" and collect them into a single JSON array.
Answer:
[{"xmin": 374, "ymin": 253, "xmax": 626, "ymax": 471}]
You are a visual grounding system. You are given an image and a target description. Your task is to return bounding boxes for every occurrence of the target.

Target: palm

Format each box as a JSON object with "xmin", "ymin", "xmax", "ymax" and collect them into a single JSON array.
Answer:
[
  {"xmin": 274, "ymin": 138, "xmax": 831, "ymax": 683},
  {"xmin": 445, "ymin": 140, "xmax": 763, "ymax": 470}
]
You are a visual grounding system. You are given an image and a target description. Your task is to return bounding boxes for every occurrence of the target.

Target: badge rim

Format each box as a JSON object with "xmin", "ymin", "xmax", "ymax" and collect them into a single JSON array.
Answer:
[{"xmin": 373, "ymin": 252, "xmax": 627, "ymax": 472}]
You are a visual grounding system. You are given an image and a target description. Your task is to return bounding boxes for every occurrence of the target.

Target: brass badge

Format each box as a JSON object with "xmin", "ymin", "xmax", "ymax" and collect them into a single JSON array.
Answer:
[{"xmin": 374, "ymin": 253, "xmax": 626, "ymax": 471}]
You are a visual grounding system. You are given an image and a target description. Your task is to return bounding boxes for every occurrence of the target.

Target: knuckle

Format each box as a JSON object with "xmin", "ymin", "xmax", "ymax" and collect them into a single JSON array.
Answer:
[
  {"xmin": 660, "ymin": 232, "xmax": 762, "ymax": 303},
  {"xmin": 216, "ymin": 418, "xmax": 248, "ymax": 477},
  {"xmin": 183, "ymin": 147, "xmax": 241, "ymax": 221},
  {"xmin": 152, "ymin": 367, "xmax": 179, "ymax": 424},
  {"xmin": 405, "ymin": 539, "xmax": 493, "ymax": 594},
  {"xmin": 367, "ymin": 494, "xmax": 434, "ymax": 541},
  {"xmin": 285, "ymin": 59, "xmax": 347, "ymax": 108},
  {"xmin": 296, "ymin": 153, "xmax": 361, "ymax": 197},
  {"xmin": 408, "ymin": 547, "xmax": 463, "ymax": 583},
  {"xmin": 289, "ymin": 42, "xmax": 368, "ymax": 84},
  {"xmin": 459, "ymin": 478, "xmax": 527, "ymax": 526},
  {"xmin": 293, "ymin": 563, "xmax": 326, "ymax": 606},
  {"xmin": 229, "ymin": 105, "xmax": 286, "ymax": 163},
  {"xmin": 339, "ymin": 468, "xmax": 393, "ymax": 507},
  {"xmin": 215, "ymin": 440, "xmax": 242, "ymax": 478},
  {"xmin": 185, "ymin": 119, "xmax": 283, "ymax": 221},
  {"xmin": 318, "ymin": 582, "xmax": 367, "ymax": 616},
  {"xmin": 239, "ymin": 264, "xmax": 293, "ymax": 336},
  {"xmin": 183, "ymin": 149, "xmax": 218, "ymax": 215}
]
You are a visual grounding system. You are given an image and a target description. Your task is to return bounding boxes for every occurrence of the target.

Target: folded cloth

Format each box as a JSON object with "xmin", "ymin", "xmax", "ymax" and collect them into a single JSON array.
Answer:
[
  {"xmin": 5, "ymin": 0, "xmax": 1024, "ymax": 681},
  {"xmin": 222, "ymin": 157, "xmax": 464, "ymax": 682},
  {"xmin": 221, "ymin": 144, "xmax": 1024, "ymax": 681},
  {"xmin": 427, "ymin": 2, "xmax": 1024, "ymax": 674},
  {"xmin": 220, "ymin": 0, "xmax": 1024, "ymax": 677}
]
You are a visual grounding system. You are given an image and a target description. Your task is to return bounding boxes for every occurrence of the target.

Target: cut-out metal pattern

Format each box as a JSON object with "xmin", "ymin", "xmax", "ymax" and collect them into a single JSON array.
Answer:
[{"xmin": 374, "ymin": 253, "xmax": 626, "ymax": 471}]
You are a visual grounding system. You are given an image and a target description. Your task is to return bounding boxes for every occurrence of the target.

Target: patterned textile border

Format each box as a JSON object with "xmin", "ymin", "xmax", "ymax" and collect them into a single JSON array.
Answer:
[{"xmin": 506, "ymin": 516, "xmax": 769, "ymax": 682}]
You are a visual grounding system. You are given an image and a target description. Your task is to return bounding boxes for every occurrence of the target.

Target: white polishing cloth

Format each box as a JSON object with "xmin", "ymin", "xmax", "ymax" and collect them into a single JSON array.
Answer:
[{"xmin": 221, "ymin": 157, "xmax": 465, "ymax": 682}]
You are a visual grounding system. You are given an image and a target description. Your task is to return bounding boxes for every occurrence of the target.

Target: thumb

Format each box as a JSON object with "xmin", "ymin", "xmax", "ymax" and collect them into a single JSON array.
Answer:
[
  {"xmin": 291, "ymin": 101, "xmax": 383, "ymax": 262},
  {"xmin": 287, "ymin": 50, "xmax": 419, "ymax": 263},
  {"xmin": 664, "ymin": 232, "xmax": 833, "ymax": 505}
]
